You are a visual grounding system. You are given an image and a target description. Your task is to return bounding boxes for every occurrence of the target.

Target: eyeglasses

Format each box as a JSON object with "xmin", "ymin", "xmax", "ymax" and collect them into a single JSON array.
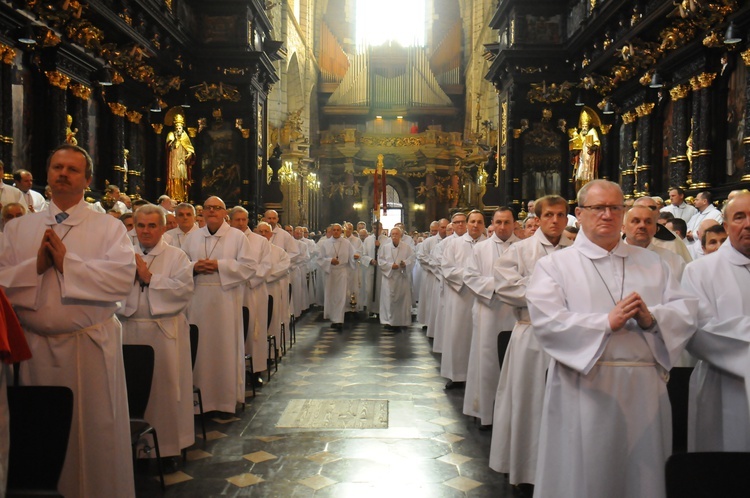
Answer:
[
  {"xmin": 203, "ymin": 205, "xmax": 225, "ymax": 211},
  {"xmin": 579, "ymin": 205, "xmax": 626, "ymax": 215}
]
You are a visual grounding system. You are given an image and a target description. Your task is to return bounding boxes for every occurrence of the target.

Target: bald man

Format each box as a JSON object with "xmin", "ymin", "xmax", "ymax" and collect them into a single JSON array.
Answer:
[
  {"xmin": 682, "ymin": 192, "xmax": 750, "ymax": 452},
  {"xmin": 183, "ymin": 197, "xmax": 259, "ymax": 414},
  {"xmin": 623, "ymin": 205, "xmax": 686, "ymax": 281}
]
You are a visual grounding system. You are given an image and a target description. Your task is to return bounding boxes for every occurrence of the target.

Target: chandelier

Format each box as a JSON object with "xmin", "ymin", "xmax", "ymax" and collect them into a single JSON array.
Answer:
[
  {"xmin": 279, "ymin": 160, "xmax": 297, "ymax": 185},
  {"xmin": 305, "ymin": 171, "xmax": 320, "ymax": 191}
]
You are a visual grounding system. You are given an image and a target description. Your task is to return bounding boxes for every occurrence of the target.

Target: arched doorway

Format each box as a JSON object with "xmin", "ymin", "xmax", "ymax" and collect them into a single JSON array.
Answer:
[{"xmin": 379, "ymin": 184, "xmax": 403, "ymax": 231}]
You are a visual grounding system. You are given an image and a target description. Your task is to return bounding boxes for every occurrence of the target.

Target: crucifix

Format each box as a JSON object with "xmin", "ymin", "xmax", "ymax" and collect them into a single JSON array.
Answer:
[{"xmin": 363, "ymin": 154, "xmax": 397, "ymax": 217}]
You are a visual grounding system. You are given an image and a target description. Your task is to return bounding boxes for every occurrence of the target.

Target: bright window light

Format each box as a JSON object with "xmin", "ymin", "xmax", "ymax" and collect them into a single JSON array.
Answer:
[{"xmin": 356, "ymin": 0, "xmax": 425, "ymax": 50}]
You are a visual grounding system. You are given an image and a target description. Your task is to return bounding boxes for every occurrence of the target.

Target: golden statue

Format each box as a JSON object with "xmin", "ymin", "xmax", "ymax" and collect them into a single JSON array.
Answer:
[
  {"xmin": 166, "ymin": 113, "xmax": 194, "ymax": 202},
  {"xmin": 65, "ymin": 114, "xmax": 78, "ymax": 145},
  {"xmin": 569, "ymin": 107, "xmax": 601, "ymax": 191}
]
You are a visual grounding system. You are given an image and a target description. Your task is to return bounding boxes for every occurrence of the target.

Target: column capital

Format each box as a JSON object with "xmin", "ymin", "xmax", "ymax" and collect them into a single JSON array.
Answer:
[{"xmin": 669, "ymin": 84, "xmax": 690, "ymax": 101}]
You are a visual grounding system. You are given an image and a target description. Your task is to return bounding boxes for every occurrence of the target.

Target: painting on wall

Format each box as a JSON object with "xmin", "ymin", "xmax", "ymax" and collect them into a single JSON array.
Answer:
[
  {"xmin": 726, "ymin": 59, "xmax": 746, "ymax": 182},
  {"xmin": 198, "ymin": 113, "xmax": 244, "ymax": 203}
]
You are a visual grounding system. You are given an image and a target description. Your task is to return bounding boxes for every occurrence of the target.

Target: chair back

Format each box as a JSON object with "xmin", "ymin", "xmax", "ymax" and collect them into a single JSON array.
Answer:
[
  {"xmin": 122, "ymin": 344, "xmax": 155, "ymax": 419},
  {"xmin": 666, "ymin": 366, "xmax": 693, "ymax": 453},
  {"xmin": 267, "ymin": 295, "xmax": 274, "ymax": 330},
  {"xmin": 189, "ymin": 324, "xmax": 199, "ymax": 370},
  {"xmin": 7, "ymin": 385, "xmax": 73, "ymax": 493},
  {"xmin": 497, "ymin": 330, "xmax": 513, "ymax": 372},
  {"xmin": 665, "ymin": 452, "xmax": 750, "ymax": 497},
  {"xmin": 243, "ymin": 306, "xmax": 250, "ymax": 343}
]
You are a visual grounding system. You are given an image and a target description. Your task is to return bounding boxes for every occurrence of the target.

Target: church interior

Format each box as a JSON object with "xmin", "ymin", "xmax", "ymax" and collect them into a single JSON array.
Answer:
[
  {"xmin": 2, "ymin": 0, "xmax": 750, "ymax": 497},
  {"xmin": 2, "ymin": 0, "xmax": 748, "ymax": 227}
]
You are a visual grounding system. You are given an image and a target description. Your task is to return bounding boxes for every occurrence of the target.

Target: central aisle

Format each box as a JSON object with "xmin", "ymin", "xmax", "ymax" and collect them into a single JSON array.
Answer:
[{"xmin": 137, "ymin": 312, "xmax": 514, "ymax": 497}]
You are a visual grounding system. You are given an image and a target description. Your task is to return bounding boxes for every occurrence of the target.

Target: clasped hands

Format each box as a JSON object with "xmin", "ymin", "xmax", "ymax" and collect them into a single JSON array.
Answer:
[
  {"xmin": 331, "ymin": 257, "xmax": 339, "ymax": 266},
  {"xmin": 37, "ymin": 228, "xmax": 66, "ymax": 275},
  {"xmin": 134, "ymin": 254, "xmax": 152, "ymax": 285},
  {"xmin": 193, "ymin": 258, "xmax": 218, "ymax": 274},
  {"xmin": 608, "ymin": 292, "xmax": 654, "ymax": 331},
  {"xmin": 391, "ymin": 260, "xmax": 406, "ymax": 270}
]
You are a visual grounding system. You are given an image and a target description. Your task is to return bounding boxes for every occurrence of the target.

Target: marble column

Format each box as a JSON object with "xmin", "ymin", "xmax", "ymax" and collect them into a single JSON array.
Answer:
[
  {"xmin": 741, "ymin": 49, "xmax": 750, "ymax": 181},
  {"xmin": 668, "ymin": 84, "xmax": 691, "ymax": 189},
  {"xmin": 635, "ymin": 102, "xmax": 655, "ymax": 196},
  {"xmin": 45, "ymin": 71, "xmax": 69, "ymax": 147},
  {"xmin": 620, "ymin": 111, "xmax": 637, "ymax": 198},
  {"xmin": 108, "ymin": 103, "xmax": 126, "ymax": 189},
  {"xmin": 125, "ymin": 111, "xmax": 143, "ymax": 198},
  {"xmin": 151, "ymin": 123, "xmax": 165, "ymax": 200},
  {"xmin": 69, "ymin": 84, "xmax": 91, "ymax": 152},
  {"xmin": 511, "ymin": 129, "xmax": 523, "ymax": 215},
  {"xmin": 599, "ymin": 124, "xmax": 613, "ymax": 180},
  {"xmin": 690, "ymin": 72, "xmax": 716, "ymax": 189},
  {"xmin": 0, "ymin": 45, "xmax": 14, "ymax": 166}
]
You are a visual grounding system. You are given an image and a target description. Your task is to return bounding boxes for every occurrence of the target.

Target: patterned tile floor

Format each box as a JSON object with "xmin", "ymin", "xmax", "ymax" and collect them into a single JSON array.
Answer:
[{"xmin": 135, "ymin": 309, "xmax": 515, "ymax": 497}]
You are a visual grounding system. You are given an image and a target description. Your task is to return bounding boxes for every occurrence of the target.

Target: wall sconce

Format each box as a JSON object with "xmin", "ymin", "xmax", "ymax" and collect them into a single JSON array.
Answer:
[
  {"xmin": 413, "ymin": 204, "xmax": 425, "ymax": 211},
  {"xmin": 725, "ymin": 22, "xmax": 742, "ymax": 44},
  {"xmin": 149, "ymin": 98, "xmax": 162, "ymax": 112},
  {"xmin": 649, "ymin": 72, "xmax": 664, "ymax": 89},
  {"xmin": 352, "ymin": 202, "xmax": 363, "ymax": 210},
  {"xmin": 17, "ymin": 25, "xmax": 37, "ymax": 46}
]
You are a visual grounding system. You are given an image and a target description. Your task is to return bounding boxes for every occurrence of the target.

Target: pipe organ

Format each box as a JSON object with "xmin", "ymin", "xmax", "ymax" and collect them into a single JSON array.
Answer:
[{"xmin": 327, "ymin": 46, "xmax": 453, "ymax": 110}]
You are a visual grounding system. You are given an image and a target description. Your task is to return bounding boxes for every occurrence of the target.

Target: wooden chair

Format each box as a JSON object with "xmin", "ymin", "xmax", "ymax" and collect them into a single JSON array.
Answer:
[
  {"xmin": 122, "ymin": 344, "xmax": 165, "ymax": 490},
  {"xmin": 497, "ymin": 330, "xmax": 513, "ymax": 372},
  {"xmin": 242, "ymin": 306, "xmax": 256, "ymax": 402},
  {"xmin": 189, "ymin": 324, "xmax": 207, "ymax": 441},
  {"xmin": 266, "ymin": 298, "xmax": 278, "ymax": 381},
  {"xmin": 6, "ymin": 385, "xmax": 73, "ymax": 497},
  {"xmin": 665, "ymin": 452, "xmax": 750, "ymax": 497},
  {"xmin": 666, "ymin": 366, "xmax": 693, "ymax": 454}
]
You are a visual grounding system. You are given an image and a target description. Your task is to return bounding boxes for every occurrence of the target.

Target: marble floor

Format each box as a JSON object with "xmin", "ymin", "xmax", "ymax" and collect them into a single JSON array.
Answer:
[{"xmin": 135, "ymin": 310, "xmax": 515, "ymax": 497}]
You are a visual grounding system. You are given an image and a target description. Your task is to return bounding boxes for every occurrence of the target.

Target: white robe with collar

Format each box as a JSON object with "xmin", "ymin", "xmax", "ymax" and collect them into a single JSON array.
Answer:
[
  {"xmin": 429, "ymin": 233, "xmax": 457, "ymax": 347},
  {"xmin": 183, "ymin": 222, "xmax": 258, "ymax": 413},
  {"xmin": 166, "ymin": 224, "xmax": 199, "ymax": 250},
  {"xmin": 661, "ymin": 202, "xmax": 697, "ymax": 223},
  {"xmin": 415, "ymin": 234, "xmax": 442, "ymax": 325},
  {"xmin": 489, "ymin": 229, "xmax": 572, "ymax": 485},
  {"xmin": 0, "ymin": 199, "xmax": 136, "ymax": 498},
  {"xmin": 360, "ymin": 234, "xmax": 390, "ymax": 312},
  {"xmin": 118, "ymin": 238, "xmax": 195, "ymax": 457},
  {"xmin": 463, "ymin": 233, "xmax": 519, "ymax": 425},
  {"xmin": 291, "ymin": 238, "xmax": 310, "ymax": 316},
  {"xmin": 265, "ymin": 243, "xmax": 290, "ymax": 350},
  {"xmin": 240, "ymin": 229, "xmax": 272, "ymax": 374},
  {"xmin": 378, "ymin": 241, "xmax": 415, "ymax": 326},
  {"xmin": 527, "ymin": 230, "xmax": 696, "ymax": 498},
  {"xmin": 681, "ymin": 241, "xmax": 750, "ymax": 451},
  {"xmin": 439, "ymin": 232, "xmax": 487, "ymax": 382},
  {"xmin": 347, "ymin": 235, "xmax": 364, "ymax": 311},
  {"xmin": 318, "ymin": 237, "xmax": 357, "ymax": 324}
]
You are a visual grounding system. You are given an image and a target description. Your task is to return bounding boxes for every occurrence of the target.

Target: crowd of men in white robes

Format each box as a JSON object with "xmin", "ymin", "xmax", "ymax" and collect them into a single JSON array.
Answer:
[
  {"xmin": 0, "ymin": 145, "xmax": 327, "ymax": 497},
  {"xmin": 408, "ymin": 182, "xmax": 750, "ymax": 498},
  {"xmin": 2, "ymin": 144, "xmax": 750, "ymax": 498}
]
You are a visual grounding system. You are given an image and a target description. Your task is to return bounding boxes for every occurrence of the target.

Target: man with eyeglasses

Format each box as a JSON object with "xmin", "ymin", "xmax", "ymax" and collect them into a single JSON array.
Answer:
[
  {"xmin": 489, "ymin": 195, "xmax": 571, "ymax": 490},
  {"xmin": 526, "ymin": 180, "xmax": 697, "ymax": 498},
  {"xmin": 183, "ymin": 197, "xmax": 261, "ymax": 415}
]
